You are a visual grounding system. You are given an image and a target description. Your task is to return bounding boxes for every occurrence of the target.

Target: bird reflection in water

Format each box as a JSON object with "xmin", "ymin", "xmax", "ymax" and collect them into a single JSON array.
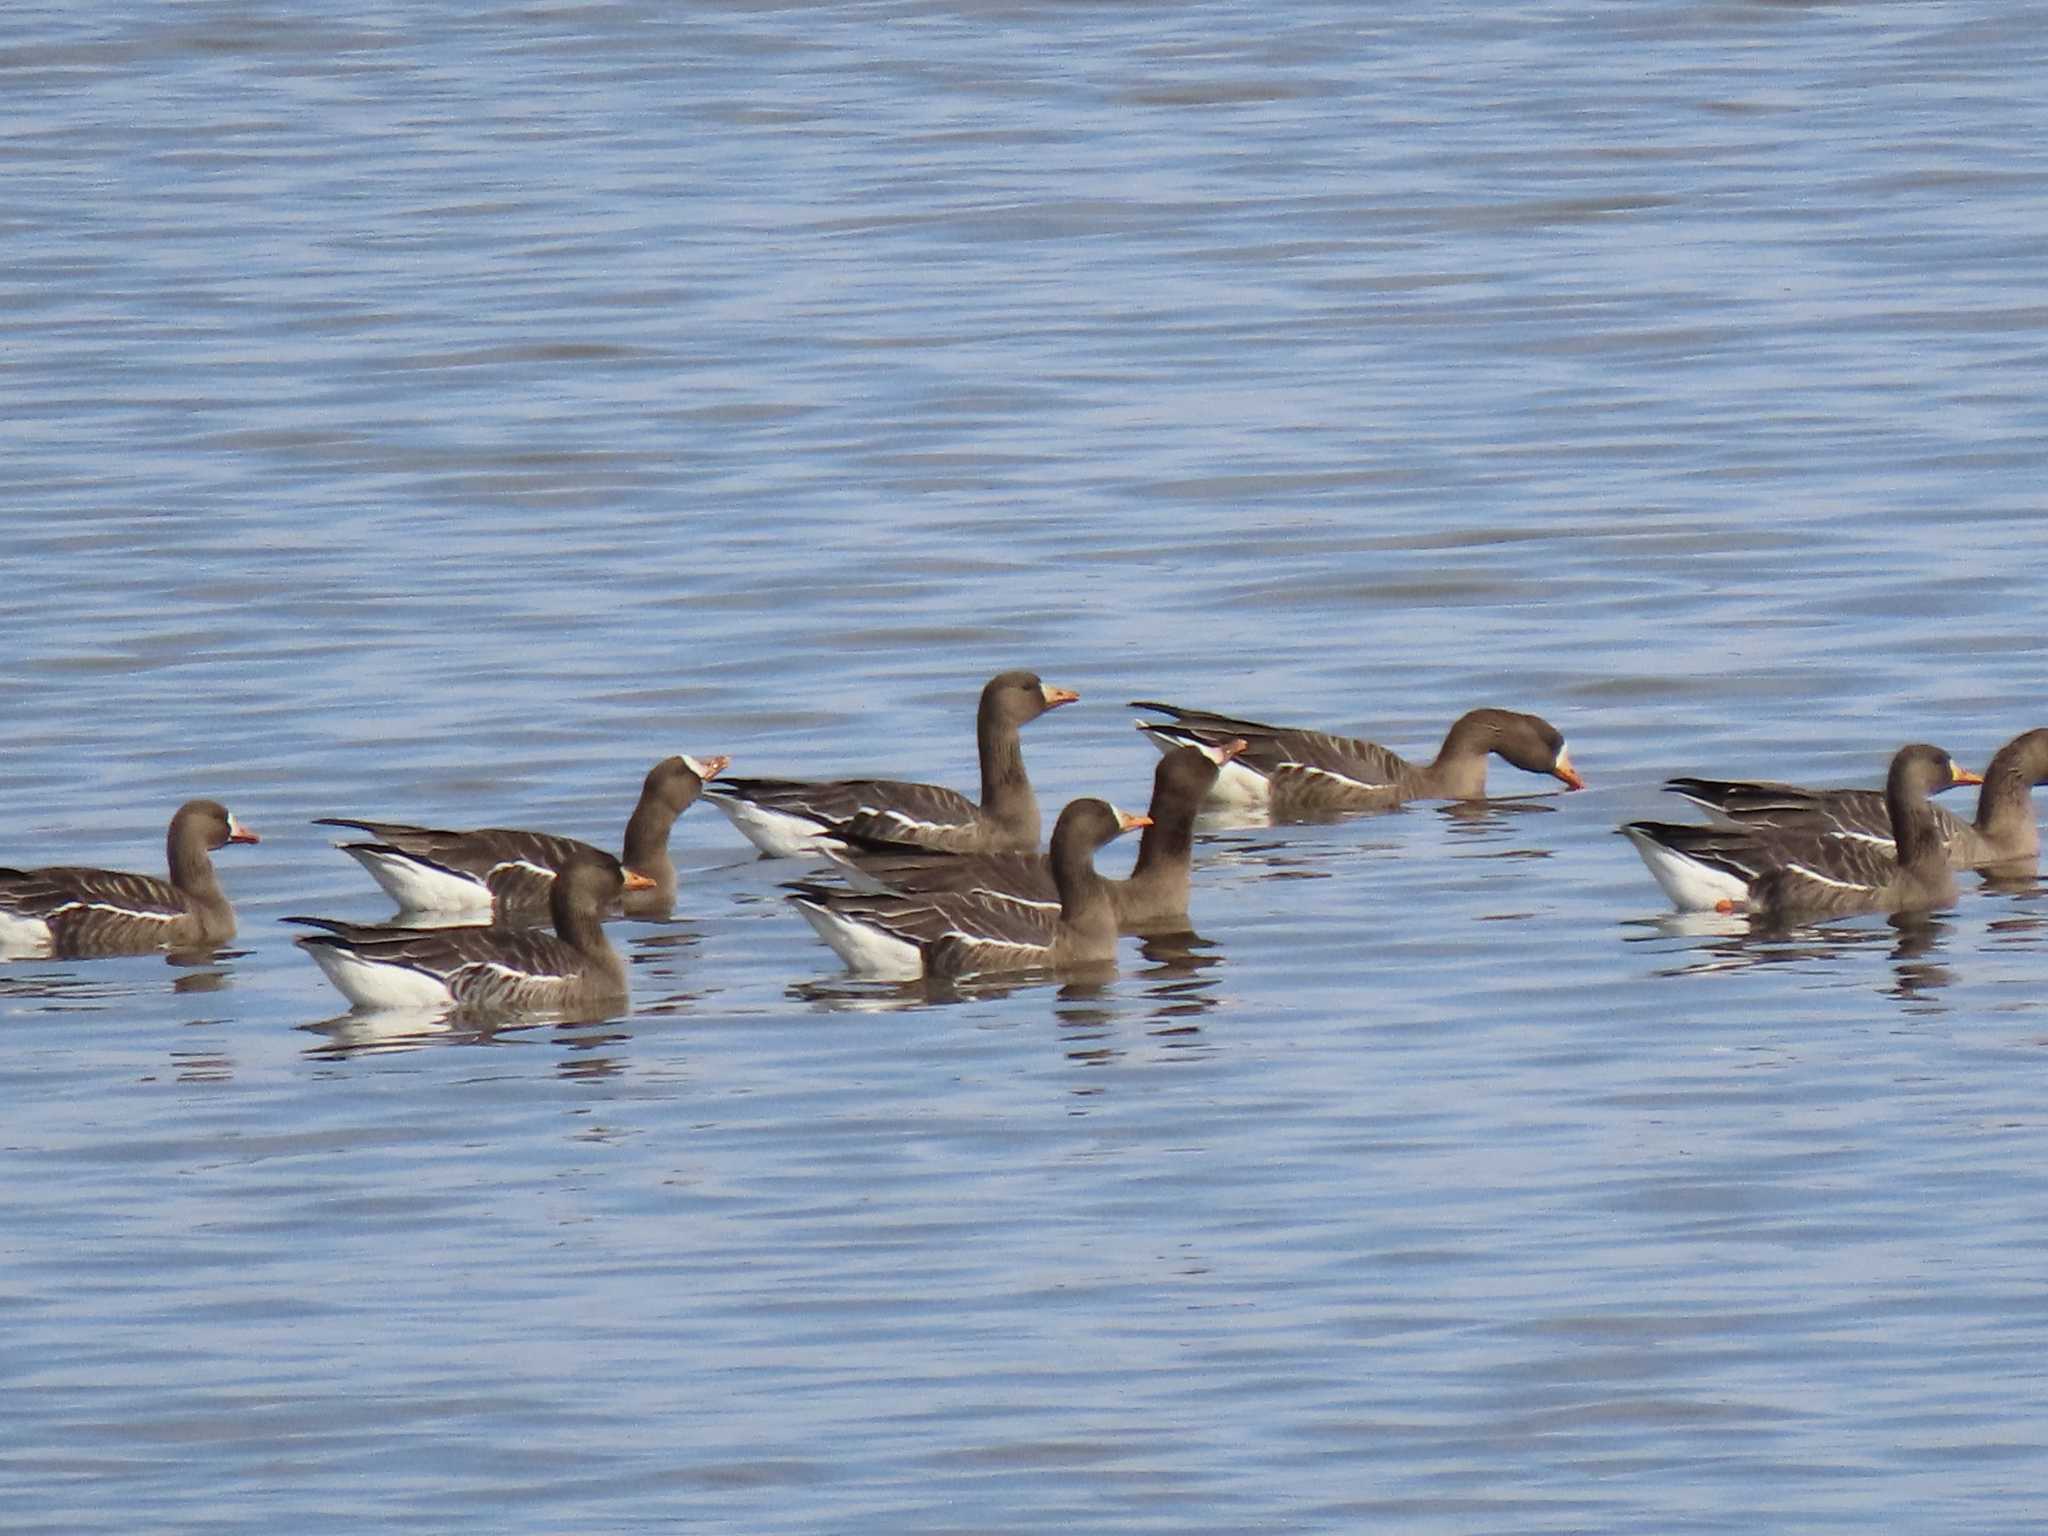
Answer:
[
  {"xmin": 1626, "ymin": 908, "xmax": 1957, "ymax": 1008},
  {"xmin": 787, "ymin": 932, "xmax": 1227, "ymax": 1036},
  {"xmin": 300, "ymin": 992, "xmax": 631, "ymax": 1059},
  {"xmin": 1054, "ymin": 931, "xmax": 1228, "ymax": 1066},
  {"xmin": 1979, "ymin": 867, "xmax": 2045, "ymax": 933},
  {"xmin": 1438, "ymin": 794, "xmax": 1560, "ymax": 831},
  {"xmin": 165, "ymin": 943, "xmax": 241, "ymax": 990},
  {"xmin": 554, "ymin": 1025, "xmax": 629, "ymax": 1081}
]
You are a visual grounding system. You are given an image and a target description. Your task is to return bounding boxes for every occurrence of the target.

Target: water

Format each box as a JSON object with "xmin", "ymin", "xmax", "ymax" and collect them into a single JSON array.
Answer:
[{"xmin": 3, "ymin": 2, "xmax": 2047, "ymax": 1529}]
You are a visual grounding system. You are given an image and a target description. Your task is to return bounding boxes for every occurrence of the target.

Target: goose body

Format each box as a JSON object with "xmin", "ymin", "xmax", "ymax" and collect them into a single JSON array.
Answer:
[
  {"xmin": 1623, "ymin": 745, "xmax": 1981, "ymax": 917},
  {"xmin": 291, "ymin": 854, "xmax": 643, "ymax": 1013},
  {"xmin": 705, "ymin": 671, "xmax": 1077, "ymax": 857},
  {"xmin": 825, "ymin": 740, "xmax": 1242, "ymax": 933},
  {"xmin": 317, "ymin": 754, "xmax": 725, "ymax": 914},
  {"xmin": 1666, "ymin": 727, "xmax": 2048, "ymax": 873},
  {"xmin": 1130, "ymin": 701, "xmax": 1582, "ymax": 816},
  {"xmin": 788, "ymin": 798, "xmax": 1147, "ymax": 979},
  {"xmin": 0, "ymin": 801, "xmax": 258, "ymax": 957}
]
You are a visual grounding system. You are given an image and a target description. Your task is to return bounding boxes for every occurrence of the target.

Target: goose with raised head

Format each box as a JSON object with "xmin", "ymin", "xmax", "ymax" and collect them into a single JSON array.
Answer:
[
  {"xmin": 316, "ymin": 753, "xmax": 727, "ymax": 914},
  {"xmin": 825, "ymin": 740, "xmax": 1242, "ymax": 934},
  {"xmin": 1622, "ymin": 744, "xmax": 1982, "ymax": 917},
  {"xmin": 290, "ymin": 852, "xmax": 646, "ymax": 1013},
  {"xmin": 706, "ymin": 670, "xmax": 1079, "ymax": 857},
  {"xmin": 0, "ymin": 800, "xmax": 259, "ymax": 957},
  {"xmin": 787, "ymin": 798, "xmax": 1148, "ymax": 979},
  {"xmin": 1665, "ymin": 727, "xmax": 2048, "ymax": 873}
]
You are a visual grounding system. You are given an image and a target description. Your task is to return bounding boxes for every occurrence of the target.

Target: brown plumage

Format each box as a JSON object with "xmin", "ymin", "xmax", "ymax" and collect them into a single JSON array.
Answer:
[
  {"xmin": 1131, "ymin": 701, "xmax": 1582, "ymax": 816},
  {"xmin": 1622, "ymin": 744, "xmax": 1982, "ymax": 917},
  {"xmin": 704, "ymin": 671, "xmax": 1079, "ymax": 857},
  {"xmin": 1665, "ymin": 727, "xmax": 2048, "ymax": 873},
  {"xmin": 316, "ymin": 753, "xmax": 726, "ymax": 915},
  {"xmin": 825, "ymin": 741, "xmax": 1241, "ymax": 934},
  {"xmin": 787, "ymin": 798, "xmax": 1149, "ymax": 979},
  {"xmin": 0, "ymin": 800, "xmax": 259, "ymax": 957},
  {"xmin": 290, "ymin": 852, "xmax": 640, "ymax": 1014}
]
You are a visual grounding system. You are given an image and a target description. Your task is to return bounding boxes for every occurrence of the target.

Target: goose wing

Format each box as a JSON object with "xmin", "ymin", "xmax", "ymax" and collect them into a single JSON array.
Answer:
[
  {"xmin": 0, "ymin": 865, "xmax": 184, "ymax": 919},
  {"xmin": 825, "ymin": 782, "xmax": 994, "ymax": 851},
  {"xmin": 709, "ymin": 775, "xmax": 978, "ymax": 836},
  {"xmin": 1624, "ymin": 820, "xmax": 1909, "ymax": 917},
  {"xmin": 1664, "ymin": 779, "xmax": 1972, "ymax": 857},
  {"xmin": 1131, "ymin": 700, "xmax": 1406, "ymax": 801},
  {"xmin": 788, "ymin": 884, "xmax": 1058, "ymax": 975},
  {"xmin": 916, "ymin": 889, "xmax": 1062, "ymax": 975},
  {"xmin": 0, "ymin": 865, "xmax": 193, "ymax": 950},
  {"xmin": 1747, "ymin": 830, "xmax": 1917, "ymax": 915},
  {"xmin": 829, "ymin": 846, "xmax": 1057, "ymax": 905},
  {"xmin": 315, "ymin": 818, "xmax": 595, "ymax": 905},
  {"xmin": 298, "ymin": 921, "xmax": 580, "ymax": 989}
]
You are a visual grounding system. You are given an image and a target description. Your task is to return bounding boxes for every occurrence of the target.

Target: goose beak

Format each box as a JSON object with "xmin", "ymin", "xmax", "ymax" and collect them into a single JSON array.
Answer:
[
  {"xmin": 1949, "ymin": 764, "xmax": 1984, "ymax": 787},
  {"xmin": 684, "ymin": 753, "xmax": 730, "ymax": 781},
  {"xmin": 227, "ymin": 815, "xmax": 260, "ymax": 845},
  {"xmin": 1199, "ymin": 737, "xmax": 1249, "ymax": 765},
  {"xmin": 621, "ymin": 868, "xmax": 659, "ymax": 892},
  {"xmin": 1115, "ymin": 809, "xmax": 1153, "ymax": 834},
  {"xmin": 1552, "ymin": 748, "xmax": 1586, "ymax": 791},
  {"xmin": 1042, "ymin": 684, "xmax": 1080, "ymax": 709}
]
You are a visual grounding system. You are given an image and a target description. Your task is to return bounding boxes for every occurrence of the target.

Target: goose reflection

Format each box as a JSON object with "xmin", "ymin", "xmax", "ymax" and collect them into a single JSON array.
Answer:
[
  {"xmin": 301, "ymin": 1008, "xmax": 468, "ymax": 1057},
  {"xmin": 1438, "ymin": 794, "xmax": 1561, "ymax": 833},
  {"xmin": 299, "ymin": 988, "xmax": 633, "ymax": 1058},
  {"xmin": 1626, "ymin": 908, "xmax": 1957, "ymax": 1004},
  {"xmin": 788, "ymin": 936, "xmax": 1228, "ymax": 1021},
  {"xmin": 789, "ymin": 950, "xmax": 1130, "ymax": 1012}
]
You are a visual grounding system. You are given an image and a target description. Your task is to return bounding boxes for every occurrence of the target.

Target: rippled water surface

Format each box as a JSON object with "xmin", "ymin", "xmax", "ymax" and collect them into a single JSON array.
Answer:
[{"xmin": 4, "ymin": 3, "xmax": 2048, "ymax": 1530}]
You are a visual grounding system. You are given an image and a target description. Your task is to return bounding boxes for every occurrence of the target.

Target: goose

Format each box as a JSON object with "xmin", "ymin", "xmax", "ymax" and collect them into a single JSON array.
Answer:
[
  {"xmin": 1130, "ymin": 700, "xmax": 1582, "ymax": 815},
  {"xmin": 0, "ymin": 800, "xmax": 258, "ymax": 957},
  {"xmin": 1665, "ymin": 727, "xmax": 2048, "ymax": 873},
  {"xmin": 1621, "ymin": 744, "xmax": 1981, "ymax": 916},
  {"xmin": 824, "ymin": 740, "xmax": 1242, "ymax": 933},
  {"xmin": 315, "ymin": 753, "xmax": 726, "ymax": 914},
  {"xmin": 704, "ymin": 670, "xmax": 1078, "ymax": 857},
  {"xmin": 290, "ymin": 852, "xmax": 645, "ymax": 1013},
  {"xmin": 787, "ymin": 798, "xmax": 1147, "ymax": 980}
]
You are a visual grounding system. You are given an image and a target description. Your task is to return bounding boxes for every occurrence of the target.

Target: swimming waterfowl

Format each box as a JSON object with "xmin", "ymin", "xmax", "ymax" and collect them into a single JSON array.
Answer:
[
  {"xmin": 315, "ymin": 753, "xmax": 727, "ymax": 914},
  {"xmin": 705, "ymin": 670, "xmax": 1079, "ymax": 857},
  {"xmin": 1665, "ymin": 727, "xmax": 2048, "ymax": 873},
  {"xmin": 290, "ymin": 852, "xmax": 644, "ymax": 1013},
  {"xmin": 0, "ymin": 799, "xmax": 259, "ymax": 957},
  {"xmin": 787, "ymin": 797, "xmax": 1148, "ymax": 979},
  {"xmin": 825, "ymin": 740, "xmax": 1242, "ymax": 933},
  {"xmin": 1130, "ymin": 701, "xmax": 1583, "ymax": 816},
  {"xmin": 1621, "ymin": 744, "xmax": 1981, "ymax": 917}
]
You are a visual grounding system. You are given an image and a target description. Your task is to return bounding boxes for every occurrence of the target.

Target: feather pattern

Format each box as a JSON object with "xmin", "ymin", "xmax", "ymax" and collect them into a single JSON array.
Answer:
[
  {"xmin": 315, "ymin": 753, "xmax": 722, "ymax": 914},
  {"xmin": 1131, "ymin": 700, "xmax": 1581, "ymax": 814},
  {"xmin": 704, "ymin": 671, "xmax": 1077, "ymax": 857},
  {"xmin": 1623, "ymin": 744, "xmax": 1977, "ymax": 917},
  {"xmin": 0, "ymin": 800, "xmax": 256, "ymax": 956},
  {"xmin": 824, "ymin": 742, "xmax": 1237, "ymax": 932},
  {"xmin": 318, "ymin": 821, "xmax": 608, "ymax": 911},
  {"xmin": 787, "ymin": 798, "xmax": 1143, "ymax": 978},
  {"xmin": 292, "ymin": 854, "xmax": 631, "ymax": 1014},
  {"xmin": 1664, "ymin": 727, "xmax": 2048, "ymax": 872}
]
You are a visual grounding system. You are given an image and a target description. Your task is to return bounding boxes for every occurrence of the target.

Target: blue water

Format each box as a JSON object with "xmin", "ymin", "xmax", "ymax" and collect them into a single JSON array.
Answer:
[{"xmin": 3, "ymin": 3, "xmax": 2047, "ymax": 1530}]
